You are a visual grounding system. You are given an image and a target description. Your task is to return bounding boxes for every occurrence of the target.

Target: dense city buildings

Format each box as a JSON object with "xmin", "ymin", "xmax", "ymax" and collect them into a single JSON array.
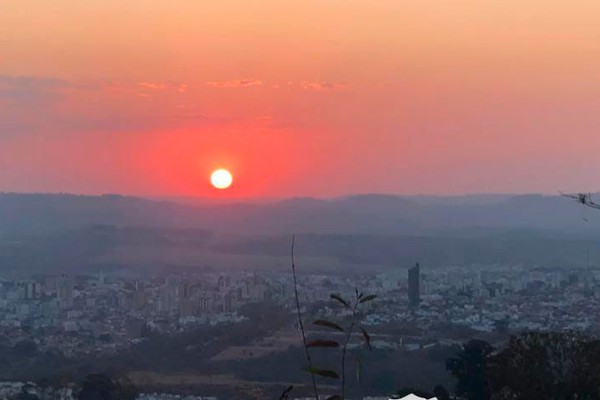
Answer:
[
  {"xmin": 0, "ymin": 260, "xmax": 598, "ymax": 399},
  {"xmin": 0, "ymin": 262, "xmax": 598, "ymax": 359}
]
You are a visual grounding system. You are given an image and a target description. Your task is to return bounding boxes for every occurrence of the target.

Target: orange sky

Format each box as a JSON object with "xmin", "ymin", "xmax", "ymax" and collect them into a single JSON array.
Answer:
[{"xmin": 1, "ymin": 1, "xmax": 600, "ymax": 198}]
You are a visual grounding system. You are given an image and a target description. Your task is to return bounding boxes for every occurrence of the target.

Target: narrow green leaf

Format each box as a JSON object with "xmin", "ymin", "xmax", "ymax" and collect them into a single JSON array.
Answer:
[
  {"xmin": 314, "ymin": 319, "xmax": 345, "ymax": 333},
  {"xmin": 326, "ymin": 395, "xmax": 342, "ymax": 400},
  {"xmin": 306, "ymin": 339, "xmax": 340, "ymax": 348},
  {"xmin": 303, "ymin": 367, "xmax": 340, "ymax": 379},
  {"xmin": 352, "ymin": 352, "xmax": 362, "ymax": 383},
  {"xmin": 360, "ymin": 327, "xmax": 372, "ymax": 351},
  {"xmin": 359, "ymin": 294, "xmax": 377, "ymax": 304},
  {"xmin": 330, "ymin": 294, "xmax": 351, "ymax": 308}
]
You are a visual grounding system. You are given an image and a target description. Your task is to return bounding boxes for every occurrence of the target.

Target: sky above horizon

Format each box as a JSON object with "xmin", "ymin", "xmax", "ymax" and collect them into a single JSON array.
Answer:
[{"xmin": 1, "ymin": 1, "xmax": 600, "ymax": 198}]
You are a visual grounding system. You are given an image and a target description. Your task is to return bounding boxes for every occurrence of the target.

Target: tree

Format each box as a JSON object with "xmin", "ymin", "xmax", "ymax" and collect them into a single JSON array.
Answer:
[
  {"xmin": 446, "ymin": 339, "xmax": 494, "ymax": 400},
  {"xmin": 77, "ymin": 374, "xmax": 138, "ymax": 400},
  {"xmin": 14, "ymin": 340, "xmax": 37, "ymax": 356},
  {"xmin": 487, "ymin": 332, "xmax": 600, "ymax": 399},
  {"xmin": 433, "ymin": 384, "xmax": 450, "ymax": 400},
  {"xmin": 492, "ymin": 318, "xmax": 509, "ymax": 335},
  {"xmin": 16, "ymin": 384, "xmax": 39, "ymax": 400}
]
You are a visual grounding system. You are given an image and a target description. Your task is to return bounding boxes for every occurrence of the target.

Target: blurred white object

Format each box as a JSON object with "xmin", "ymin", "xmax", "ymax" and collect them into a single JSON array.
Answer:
[{"xmin": 389, "ymin": 395, "xmax": 438, "ymax": 400}]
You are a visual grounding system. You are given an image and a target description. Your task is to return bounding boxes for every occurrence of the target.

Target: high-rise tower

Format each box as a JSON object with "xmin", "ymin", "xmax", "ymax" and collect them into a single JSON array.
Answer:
[{"xmin": 408, "ymin": 262, "xmax": 420, "ymax": 308}]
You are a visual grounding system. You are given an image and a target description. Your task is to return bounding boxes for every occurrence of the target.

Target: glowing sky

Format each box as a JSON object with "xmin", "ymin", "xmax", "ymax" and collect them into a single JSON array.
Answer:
[{"xmin": 1, "ymin": 1, "xmax": 600, "ymax": 198}]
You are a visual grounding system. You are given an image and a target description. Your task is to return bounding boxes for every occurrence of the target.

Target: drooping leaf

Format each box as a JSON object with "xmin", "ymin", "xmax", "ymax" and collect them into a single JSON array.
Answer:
[
  {"xmin": 314, "ymin": 319, "xmax": 345, "ymax": 333},
  {"xmin": 330, "ymin": 294, "xmax": 351, "ymax": 308},
  {"xmin": 360, "ymin": 327, "xmax": 372, "ymax": 351},
  {"xmin": 306, "ymin": 339, "xmax": 340, "ymax": 348},
  {"xmin": 278, "ymin": 385, "xmax": 294, "ymax": 400},
  {"xmin": 326, "ymin": 395, "xmax": 342, "ymax": 400},
  {"xmin": 352, "ymin": 352, "xmax": 362, "ymax": 383},
  {"xmin": 303, "ymin": 367, "xmax": 340, "ymax": 379},
  {"xmin": 359, "ymin": 294, "xmax": 377, "ymax": 304}
]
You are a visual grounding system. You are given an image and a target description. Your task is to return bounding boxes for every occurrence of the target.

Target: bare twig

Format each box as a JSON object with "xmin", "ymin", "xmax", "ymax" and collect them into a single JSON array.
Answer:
[
  {"xmin": 291, "ymin": 235, "xmax": 319, "ymax": 400},
  {"xmin": 561, "ymin": 192, "xmax": 600, "ymax": 210}
]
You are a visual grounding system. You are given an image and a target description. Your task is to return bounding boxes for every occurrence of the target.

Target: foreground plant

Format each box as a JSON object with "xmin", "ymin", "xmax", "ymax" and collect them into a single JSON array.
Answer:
[
  {"xmin": 306, "ymin": 289, "xmax": 377, "ymax": 400},
  {"xmin": 289, "ymin": 235, "xmax": 377, "ymax": 400}
]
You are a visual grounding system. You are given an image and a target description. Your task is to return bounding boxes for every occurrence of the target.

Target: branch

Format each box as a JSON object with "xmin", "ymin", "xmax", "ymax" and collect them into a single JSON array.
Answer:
[{"xmin": 560, "ymin": 192, "xmax": 600, "ymax": 210}]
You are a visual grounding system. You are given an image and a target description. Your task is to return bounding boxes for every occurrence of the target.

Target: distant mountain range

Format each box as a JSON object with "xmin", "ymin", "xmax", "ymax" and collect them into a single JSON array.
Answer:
[
  {"xmin": 1, "ymin": 192, "xmax": 599, "ymax": 275},
  {"xmin": 0, "ymin": 192, "xmax": 597, "ymax": 237}
]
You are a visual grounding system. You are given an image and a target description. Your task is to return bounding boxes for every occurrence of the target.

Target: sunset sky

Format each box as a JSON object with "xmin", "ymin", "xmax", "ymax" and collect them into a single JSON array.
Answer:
[{"xmin": 1, "ymin": 1, "xmax": 600, "ymax": 198}]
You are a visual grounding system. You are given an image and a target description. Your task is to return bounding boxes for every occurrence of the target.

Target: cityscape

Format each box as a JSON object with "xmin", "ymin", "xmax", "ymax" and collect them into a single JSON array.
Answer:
[
  {"xmin": 0, "ymin": 259, "xmax": 597, "ymax": 398},
  {"xmin": 3, "ymin": 0, "xmax": 600, "ymax": 398},
  {"xmin": 2, "ymin": 263, "xmax": 599, "ymax": 358}
]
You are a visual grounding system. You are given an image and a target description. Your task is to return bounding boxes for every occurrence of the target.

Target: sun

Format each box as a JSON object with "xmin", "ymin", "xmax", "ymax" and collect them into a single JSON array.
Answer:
[{"xmin": 210, "ymin": 168, "xmax": 233, "ymax": 190}]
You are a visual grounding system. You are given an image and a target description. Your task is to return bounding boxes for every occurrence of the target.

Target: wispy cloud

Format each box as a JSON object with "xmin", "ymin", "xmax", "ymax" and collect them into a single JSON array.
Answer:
[
  {"xmin": 0, "ymin": 75, "xmax": 72, "ymax": 103},
  {"xmin": 137, "ymin": 82, "xmax": 169, "ymax": 90},
  {"xmin": 135, "ymin": 81, "xmax": 188, "ymax": 98},
  {"xmin": 0, "ymin": 75, "xmax": 210, "ymax": 138},
  {"xmin": 136, "ymin": 82, "xmax": 187, "ymax": 92},
  {"xmin": 376, "ymin": 81, "xmax": 397, "ymax": 89},
  {"xmin": 205, "ymin": 79, "xmax": 263, "ymax": 88},
  {"xmin": 300, "ymin": 81, "xmax": 349, "ymax": 91}
]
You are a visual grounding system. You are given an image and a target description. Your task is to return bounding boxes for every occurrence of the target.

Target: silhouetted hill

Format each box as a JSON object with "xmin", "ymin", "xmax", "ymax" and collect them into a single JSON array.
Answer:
[
  {"xmin": 0, "ymin": 192, "xmax": 599, "ymax": 275},
  {"xmin": 0, "ymin": 192, "xmax": 596, "ymax": 236}
]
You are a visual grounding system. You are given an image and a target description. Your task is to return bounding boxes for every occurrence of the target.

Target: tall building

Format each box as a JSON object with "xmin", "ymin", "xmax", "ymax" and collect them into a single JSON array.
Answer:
[
  {"xmin": 25, "ymin": 281, "xmax": 39, "ymax": 300},
  {"xmin": 57, "ymin": 275, "xmax": 74, "ymax": 308},
  {"xmin": 408, "ymin": 263, "xmax": 420, "ymax": 308}
]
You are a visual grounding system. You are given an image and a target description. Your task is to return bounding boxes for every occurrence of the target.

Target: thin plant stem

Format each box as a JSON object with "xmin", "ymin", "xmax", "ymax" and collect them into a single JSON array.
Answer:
[
  {"xmin": 341, "ymin": 295, "xmax": 359, "ymax": 400},
  {"xmin": 291, "ymin": 235, "xmax": 319, "ymax": 400}
]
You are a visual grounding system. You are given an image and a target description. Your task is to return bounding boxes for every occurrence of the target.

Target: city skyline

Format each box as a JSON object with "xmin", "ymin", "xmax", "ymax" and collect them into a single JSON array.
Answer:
[{"xmin": 2, "ymin": 2, "xmax": 600, "ymax": 399}]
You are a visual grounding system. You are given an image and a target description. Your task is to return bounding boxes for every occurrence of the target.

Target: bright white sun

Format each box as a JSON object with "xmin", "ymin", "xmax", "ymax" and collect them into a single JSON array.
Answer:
[{"xmin": 210, "ymin": 169, "xmax": 233, "ymax": 190}]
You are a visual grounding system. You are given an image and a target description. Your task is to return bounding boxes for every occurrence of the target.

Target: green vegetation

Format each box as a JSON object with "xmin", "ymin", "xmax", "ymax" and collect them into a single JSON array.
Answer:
[
  {"xmin": 290, "ymin": 235, "xmax": 377, "ymax": 400},
  {"xmin": 304, "ymin": 290, "xmax": 376, "ymax": 400},
  {"xmin": 77, "ymin": 373, "xmax": 138, "ymax": 400},
  {"xmin": 447, "ymin": 332, "xmax": 600, "ymax": 400},
  {"xmin": 446, "ymin": 339, "xmax": 494, "ymax": 400}
]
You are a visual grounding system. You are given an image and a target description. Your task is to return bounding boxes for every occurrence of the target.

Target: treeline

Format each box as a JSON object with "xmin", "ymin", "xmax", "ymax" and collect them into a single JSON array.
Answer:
[{"xmin": 433, "ymin": 331, "xmax": 600, "ymax": 400}]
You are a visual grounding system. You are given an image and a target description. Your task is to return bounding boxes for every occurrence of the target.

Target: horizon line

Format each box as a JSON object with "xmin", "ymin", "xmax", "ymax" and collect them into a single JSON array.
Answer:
[{"xmin": 0, "ymin": 190, "xmax": 576, "ymax": 202}]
